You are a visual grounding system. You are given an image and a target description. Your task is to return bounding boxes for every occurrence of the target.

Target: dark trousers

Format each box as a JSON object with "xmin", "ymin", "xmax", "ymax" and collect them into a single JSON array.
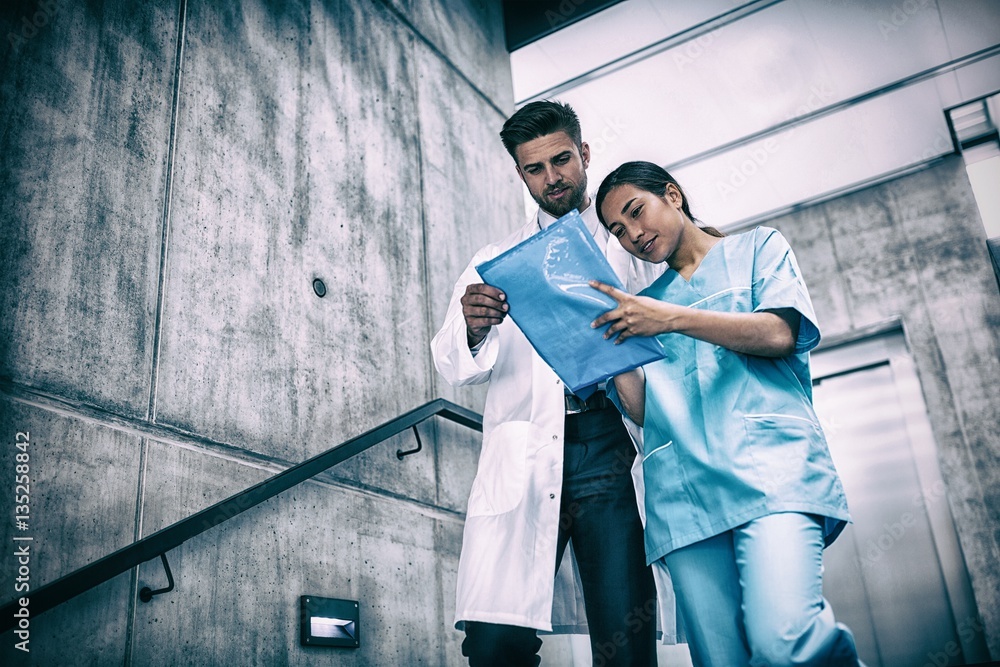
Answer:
[{"xmin": 462, "ymin": 406, "xmax": 657, "ymax": 666}]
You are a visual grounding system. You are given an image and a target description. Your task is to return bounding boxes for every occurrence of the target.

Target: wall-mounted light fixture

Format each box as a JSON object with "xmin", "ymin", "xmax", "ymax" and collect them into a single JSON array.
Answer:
[{"xmin": 300, "ymin": 596, "xmax": 360, "ymax": 648}]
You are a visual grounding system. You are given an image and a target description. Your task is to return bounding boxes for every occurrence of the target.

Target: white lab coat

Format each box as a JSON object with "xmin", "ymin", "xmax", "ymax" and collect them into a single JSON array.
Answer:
[{"xmin": 432, "ymin": 206, "xmax": 683, "ymax": 641}]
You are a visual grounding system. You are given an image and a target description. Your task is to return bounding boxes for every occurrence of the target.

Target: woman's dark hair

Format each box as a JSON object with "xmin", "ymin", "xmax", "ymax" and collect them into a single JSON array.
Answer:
[
  {"xmin": 596, "ymin": 161, "xmax": 724, "ymax": 237},
  {"xmin": 500, "ymin": 101, "xmax": 583, "ymax": 161}
]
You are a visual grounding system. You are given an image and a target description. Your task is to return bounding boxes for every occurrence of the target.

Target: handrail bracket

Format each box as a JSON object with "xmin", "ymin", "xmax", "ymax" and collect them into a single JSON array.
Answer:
[
  {"xmin": 397, "ymin": 425, "xmax": 423, "ymax": 460},
  {"xmin": 139, "ymin": 552, "xmax": 175, "ymax": 603}
]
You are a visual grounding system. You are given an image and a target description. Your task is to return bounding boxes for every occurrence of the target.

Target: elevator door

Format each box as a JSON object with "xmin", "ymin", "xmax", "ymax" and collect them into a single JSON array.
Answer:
[{"xmin": 811, "ymin": 332, "xmax": 988, "ymax": 666}]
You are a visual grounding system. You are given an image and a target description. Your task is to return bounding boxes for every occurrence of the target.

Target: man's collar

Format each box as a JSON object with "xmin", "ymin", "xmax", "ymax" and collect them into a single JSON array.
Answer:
[{"xmin": 537, "ymin": 199, "xmax": 600, "ymax": 236}]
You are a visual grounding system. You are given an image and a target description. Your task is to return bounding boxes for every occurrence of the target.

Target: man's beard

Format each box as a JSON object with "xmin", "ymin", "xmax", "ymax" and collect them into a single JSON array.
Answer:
[{"xmin": 533, "ymin": 179, "xmax": 587, "ymax": 217}]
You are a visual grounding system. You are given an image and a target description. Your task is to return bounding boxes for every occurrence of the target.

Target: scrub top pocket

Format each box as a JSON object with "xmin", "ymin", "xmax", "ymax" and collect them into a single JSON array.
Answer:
[
  {"xmin": 642, "ymin": 439, "xmax": 698, "ymax": 557},
  {"xmin": 743, "ymin": 414, "xmax": 827, "ymax": 497}
]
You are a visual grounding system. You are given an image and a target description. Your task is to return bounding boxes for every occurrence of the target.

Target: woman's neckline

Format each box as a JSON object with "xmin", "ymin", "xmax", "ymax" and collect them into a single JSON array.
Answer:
[{"xmin": 671, "ymin": 233, "xmax": 724, "ymax": 283}]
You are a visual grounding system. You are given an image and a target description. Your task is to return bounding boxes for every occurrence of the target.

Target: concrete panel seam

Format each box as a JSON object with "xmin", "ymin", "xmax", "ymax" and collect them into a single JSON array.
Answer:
[
  {"xmin": 146, "ymin": 0, "xmax": 189, "ymax": 424},
  {"xmin": 311, "ymin": 475, "xmax": 465, "ymax": 524},
  {"xmin": 409, "ymin": 31, "xmax": 446, "ymax": 470},
  {"xmin": 375, "ymin": 0, "xmax": 508, "ymax": 118},
  {"xmin": 123, "ymin": 437, "xmax": 151, "ymax": 667},
  {"xmin": 819, "ymin": 206, "xmax": 854, "ymax": 328},
  {"xmin": 0, "ymin": 379, "xmax": 467, "ymax": 523}
]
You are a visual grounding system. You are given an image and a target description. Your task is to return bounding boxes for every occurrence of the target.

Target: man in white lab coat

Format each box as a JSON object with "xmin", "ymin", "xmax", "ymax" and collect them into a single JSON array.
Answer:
[{"xmin": 432, "ymin": 101, "xmax": 667, "ymax": 666}]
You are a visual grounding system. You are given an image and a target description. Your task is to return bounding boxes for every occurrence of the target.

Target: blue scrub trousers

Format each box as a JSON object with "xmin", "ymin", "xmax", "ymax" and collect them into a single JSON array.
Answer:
[{"xmin": 663, "ymin": 512, "xmax": 863, "ymax": 667}]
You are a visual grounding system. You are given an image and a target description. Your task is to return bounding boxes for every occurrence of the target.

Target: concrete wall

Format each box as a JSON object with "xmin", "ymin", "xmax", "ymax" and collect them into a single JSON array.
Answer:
[
  {"xmin": 760, "ymin": 155, "xmax": 1000, "ymax": 657},
  {"xmin": 0, "ymin": 0, "xmax": 542, "ymax": 664},
  {"xmin": 7, "ymin": 1, "xmax": 995, "ymax": 664}
]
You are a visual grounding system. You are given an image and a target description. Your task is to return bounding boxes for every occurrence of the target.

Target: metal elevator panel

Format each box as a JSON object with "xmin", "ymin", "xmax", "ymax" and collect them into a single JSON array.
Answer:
[{"xmin": 811, "ymin": 331, "xmax": 989, "ymax": 666}]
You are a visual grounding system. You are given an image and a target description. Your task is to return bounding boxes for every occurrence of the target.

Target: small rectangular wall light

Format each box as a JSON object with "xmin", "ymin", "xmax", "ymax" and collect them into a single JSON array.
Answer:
[{"xmin": 300, "ymin": 596, "xmax": 360, "ymax": 648}]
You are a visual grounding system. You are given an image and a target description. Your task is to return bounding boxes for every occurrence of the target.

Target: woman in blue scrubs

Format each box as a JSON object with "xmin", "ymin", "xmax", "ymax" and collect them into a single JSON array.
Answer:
[{"xmin": 590, "ymin": 161, "xmax": 863, "ymax": 667}]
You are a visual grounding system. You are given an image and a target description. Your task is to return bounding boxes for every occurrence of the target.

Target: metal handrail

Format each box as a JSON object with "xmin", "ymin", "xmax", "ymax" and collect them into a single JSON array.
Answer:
[{"xmin": 0, "ymin": 398, "xmax": 482, "ymax": 632}]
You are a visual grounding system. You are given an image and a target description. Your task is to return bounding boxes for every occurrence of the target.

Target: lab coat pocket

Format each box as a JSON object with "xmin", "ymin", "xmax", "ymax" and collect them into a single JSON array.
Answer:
[
  {"xmin": 744, "ymin": 414, "xmax": 822, "ymax": 496},
  {"xmin": 466, "ymin": 421, "xmax": 532, "ymax": 517}
]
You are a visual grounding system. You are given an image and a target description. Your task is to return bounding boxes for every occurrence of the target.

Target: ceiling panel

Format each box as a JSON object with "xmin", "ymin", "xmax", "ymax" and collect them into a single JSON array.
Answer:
[
  {"xmin": 510, "ymin": 0, "xmax": 1000, "ymax": 226},
  {"xmin": 953, "ymin": 52, "xmax": 1000, "ymax": 102},
  {"xmin": 672, "ymin": 77, "xmax": 957, "ymax": 227},
  {"xmin": 938, "ymin": 0, "xmax": 1000, "ymax": 57},
  {"xmin": 510, "ymin": 0, "xmax": 762, "ymax": 101}
]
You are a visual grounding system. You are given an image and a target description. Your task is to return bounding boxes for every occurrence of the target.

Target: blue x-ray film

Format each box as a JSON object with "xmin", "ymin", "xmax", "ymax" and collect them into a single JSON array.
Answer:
[{"xmin": 477, "ymin": 211, "xmax": 666, "ymax": 395}]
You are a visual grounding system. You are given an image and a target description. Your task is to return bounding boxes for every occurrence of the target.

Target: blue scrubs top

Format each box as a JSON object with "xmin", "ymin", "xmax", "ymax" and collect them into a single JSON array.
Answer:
[{"xmin": 622, "ymin": 226, "xmax": 850, "ymax": 564}]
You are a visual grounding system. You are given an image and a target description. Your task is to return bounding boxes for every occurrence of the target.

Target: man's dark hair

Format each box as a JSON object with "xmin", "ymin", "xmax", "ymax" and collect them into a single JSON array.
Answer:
[{"xmin": 499, "ymin": 100, "xmax": 583, "ymax": 162}]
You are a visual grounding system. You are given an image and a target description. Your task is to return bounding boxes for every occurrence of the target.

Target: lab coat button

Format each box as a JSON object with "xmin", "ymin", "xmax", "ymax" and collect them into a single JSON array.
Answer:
[
  {"xmin": 549, "ymin": 493, "xmax": 555, "ymax": 499},
  {"xmin": 552, "ymin": 435, "xmax": 558, "ymax": 440}
]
